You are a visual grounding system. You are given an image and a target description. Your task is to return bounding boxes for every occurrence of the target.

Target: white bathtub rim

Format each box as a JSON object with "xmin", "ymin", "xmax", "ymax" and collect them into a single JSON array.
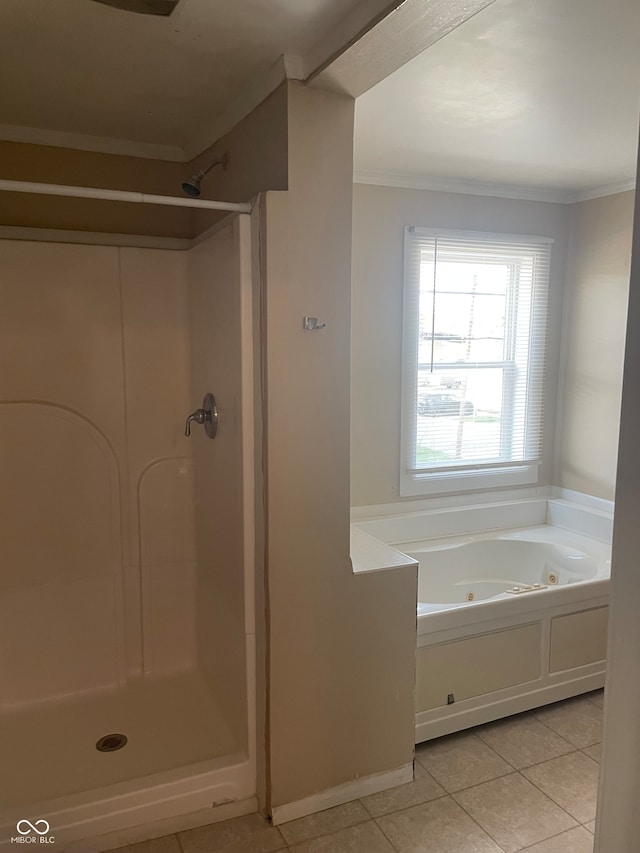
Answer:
[
  {"xmin": 416, "ymin": 582, "xmax": 609, "ymax": 638},
  {"xmin": 398, "ymin": 522, "xmax": 612, "ymax": 555},
  {"xmin": 351, "ymin": 487, "xmax": 613, "ymax": 522},
  {"xmin": 351, "ymin": 491, "xmax": 614, "ymax": 552}
]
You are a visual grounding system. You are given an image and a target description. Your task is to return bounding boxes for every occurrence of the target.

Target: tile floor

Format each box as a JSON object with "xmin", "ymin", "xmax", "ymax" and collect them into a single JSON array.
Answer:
[{"xmin": 110, "ymin": 690, "xmax": 603, "ymax": 853}]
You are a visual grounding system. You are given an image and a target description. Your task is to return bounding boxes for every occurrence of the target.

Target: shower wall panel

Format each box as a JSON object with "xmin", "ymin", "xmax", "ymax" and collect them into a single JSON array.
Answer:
[
  {"xmin": 188, "ymin": 219, "xmax": 249, "ymax": 749},
  {"xmin": 0, "ymin": 240, "xmax": 196, "ymax": 709}
]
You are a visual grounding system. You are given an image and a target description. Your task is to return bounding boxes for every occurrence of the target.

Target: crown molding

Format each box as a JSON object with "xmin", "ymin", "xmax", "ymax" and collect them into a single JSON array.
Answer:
[
  {"xmin": 572, "ymin": 179, "xmax": 636, "ymax": 203},
  {"xmin": 0, "ymin": 53, "xmax": 304, "ymax": 164},
  {"xmin": 353, "ymin": 170, "xmax": 574, "ymax": 203},
  {"xmin": 353, "ymin": 170, "xmax": 637, "ymax": 204},
  {"xmin": 0, "ymin": 123, "xmax": 186, "ymax": 161}
]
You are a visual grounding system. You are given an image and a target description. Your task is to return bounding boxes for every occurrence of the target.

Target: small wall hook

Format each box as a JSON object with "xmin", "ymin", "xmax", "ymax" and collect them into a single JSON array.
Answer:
[{"xmin": 303, "ymin": 316, "xmax": 327, "ymax": 331}]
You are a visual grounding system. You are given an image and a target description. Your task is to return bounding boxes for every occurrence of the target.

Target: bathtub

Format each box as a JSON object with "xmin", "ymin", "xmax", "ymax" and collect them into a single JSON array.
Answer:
[{"xmin": 352, "ymin": 495, "xmax": 612, "ymax": 743}]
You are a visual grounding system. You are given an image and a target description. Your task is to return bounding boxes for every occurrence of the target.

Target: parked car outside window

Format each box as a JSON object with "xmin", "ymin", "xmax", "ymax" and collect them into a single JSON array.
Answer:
[{"xmin": 418, "ymin": 392, "xmax": 475, "ymax": 417}]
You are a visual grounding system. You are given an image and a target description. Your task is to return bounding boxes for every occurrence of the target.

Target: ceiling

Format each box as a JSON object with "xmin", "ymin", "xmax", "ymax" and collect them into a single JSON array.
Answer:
[
  {"xmin": 354, "ymin": 0, "xmax": 640, "ymax": 197},
  {"xmin": 0, "ymin": 0, "xmax": 363, "ymax": 155}
]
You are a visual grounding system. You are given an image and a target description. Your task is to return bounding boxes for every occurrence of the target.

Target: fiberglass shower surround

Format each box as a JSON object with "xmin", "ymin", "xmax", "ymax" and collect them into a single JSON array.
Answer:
[{"xmin": 0, "ymin": 208, "xmax": 256, "ymax": 848}]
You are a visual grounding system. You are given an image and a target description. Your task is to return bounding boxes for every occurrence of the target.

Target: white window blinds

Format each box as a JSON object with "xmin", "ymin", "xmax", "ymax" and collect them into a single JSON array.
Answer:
[{"xmin": 401, "ymin": 227, "xmax": 552, "ymax": 496}]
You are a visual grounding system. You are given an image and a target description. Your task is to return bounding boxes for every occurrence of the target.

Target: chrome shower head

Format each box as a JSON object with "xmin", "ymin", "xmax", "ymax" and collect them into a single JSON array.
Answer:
[
  {"xmin": 181, "ymin": 176, "xmax": 202, "ymax": 198},
  {"xmin": 182, "ymin": 153, "xmax": 230, "ymax": 199}
]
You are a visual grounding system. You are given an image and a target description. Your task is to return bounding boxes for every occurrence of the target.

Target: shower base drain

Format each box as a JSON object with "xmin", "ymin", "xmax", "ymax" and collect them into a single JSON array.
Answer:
[{"xmin": 96, "ymin": 733, "xmax": 128, "ymax": 752}]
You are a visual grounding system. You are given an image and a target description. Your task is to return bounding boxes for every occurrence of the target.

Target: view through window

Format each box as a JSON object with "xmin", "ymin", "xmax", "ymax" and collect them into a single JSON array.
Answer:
[{"xmin": 401, "ymin": 228, "xmax": 552, "ymax": 495}]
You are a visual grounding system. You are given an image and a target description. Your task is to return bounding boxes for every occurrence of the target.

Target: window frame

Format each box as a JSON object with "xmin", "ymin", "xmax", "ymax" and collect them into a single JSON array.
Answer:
[{"xmin": 400, "ymin": 226, "xmax": 553, "ymax": 497}]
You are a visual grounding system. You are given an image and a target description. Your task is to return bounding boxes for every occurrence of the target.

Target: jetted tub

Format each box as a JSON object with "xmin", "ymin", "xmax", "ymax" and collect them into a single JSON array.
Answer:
[
  {"xmin": 352, "ymin": 496, "xmax": 612, "ymax": 743},
  {"xmin": 410, "ymin": 526, "xmax": 609, "ymax": 617}
]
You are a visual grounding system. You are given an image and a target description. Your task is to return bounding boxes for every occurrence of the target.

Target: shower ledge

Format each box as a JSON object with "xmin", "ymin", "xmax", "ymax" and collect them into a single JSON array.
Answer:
[{"xmin": 350, "ymin": 526, "xmax": 418, "ymax": 575}]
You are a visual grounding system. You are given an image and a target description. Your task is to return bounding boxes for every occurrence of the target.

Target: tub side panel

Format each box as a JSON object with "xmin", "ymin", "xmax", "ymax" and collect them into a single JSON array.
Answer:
[
  {"xmin": 549, "ymin": 606, "xmax": 609, "ymax": 672},
  {"xmin": 416, "ymin": 623, "xmax": 542, "ymax": 712}
]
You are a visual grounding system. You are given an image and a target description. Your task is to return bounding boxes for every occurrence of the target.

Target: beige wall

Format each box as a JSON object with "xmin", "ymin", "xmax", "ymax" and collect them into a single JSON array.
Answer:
[
  {"xmin": 556, "ymin": 191, "xmax": 635, "ymax": 500},
  {"xmin": 190, "ymin": 84, "xmax": 289, "ymax": 237},
  {"xmin": 596, "ymin": 160, "xmax": 640, "ymax": 851},
  {"xmin": 263, "ymin": 83, "xmax": 417, "ymax": 810},
  {"xmin": 0, "ymin": 84, "xmax": 289, "ymax": 240},
  {"xmin": 0, "ymin": 140, "xmax": 193, "ymax": 238},
  {"xmin": 350, "ymin": 183, "xmax": 570, "ymax": 506},
  {"xmin": 0, "ymin": 240, "xmax": 196, "ymax": 705}
]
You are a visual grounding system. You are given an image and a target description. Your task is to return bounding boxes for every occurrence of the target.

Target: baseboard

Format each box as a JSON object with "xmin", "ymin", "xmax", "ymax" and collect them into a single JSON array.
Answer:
[
  {"xmin": 270, "ymin": 764, "xmax": 413, "ymax": 826},
  {"xmin": 415, "ymin": 672, "xmax": 606, "ymax": 743}
]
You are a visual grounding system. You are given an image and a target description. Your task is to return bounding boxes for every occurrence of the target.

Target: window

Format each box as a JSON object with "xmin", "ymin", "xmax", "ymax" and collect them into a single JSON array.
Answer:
[{"xmin": 400, "ymin": 227, "xmax": 552, "ymax": 496}]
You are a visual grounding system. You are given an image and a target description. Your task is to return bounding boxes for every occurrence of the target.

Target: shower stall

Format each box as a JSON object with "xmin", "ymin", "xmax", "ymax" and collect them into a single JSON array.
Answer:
[{"xmin": 0, "ymin": 212, "xmax": 257, "ymax": 849}]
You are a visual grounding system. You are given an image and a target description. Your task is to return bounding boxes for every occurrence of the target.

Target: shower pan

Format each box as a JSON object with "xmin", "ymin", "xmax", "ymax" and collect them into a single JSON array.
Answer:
[{"xmin": 0, "ymin": 214, "xmax": 257, "ymax": 849}]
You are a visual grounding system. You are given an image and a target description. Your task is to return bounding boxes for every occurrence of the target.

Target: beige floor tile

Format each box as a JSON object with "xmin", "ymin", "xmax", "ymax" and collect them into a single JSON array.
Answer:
[
  {"xmin": 453, "ymin": 772, "xmax": 576, "ymax": 853},
  {"xmin": 476, "ymin": 713, "xmax": 575, "ymax": 768},
  {"xmin": 585, "ymin": 820, "xmax": 596, "ymax": 834},
  {"xmin": 522, "ymin": 752, "xmax": 599, "ymax": 823},
  {"xmin": 583, "ymin": 743, "xmax": 602, "ymax": 763},
  {"xmin": 417, "ymin": 731, "xmax": 512, "ymax": 792},
  {"xmin": 279, "ymin": 801, "xmax": 369, "ymax": 846},
  {"xmin": 360, "ymin": 761, "xmax": 445, "ymax": 817},
  {"xmin": 520, "ymin": 826, "xmax": 594, "ymax": 852},
  {"xmin": 534, "ymin": 696, "xmax": 603, "ymax": 748},
  {"xmin": 178, "ymin": 814, "xmax": 285, "ymax": 853},
  {"xmin": 586, "ymin": 690, "xmax": 604, "ymax": 709},
  {"xmin": 288, "ymin": 821, "xmax": 394, "ymax": 853},
  {"xmin": 111, "ymin": 837, "xmax": 181, "ymax": 853},
  {"xmin": 376, "ymin": 796, "xmax": 503, "ymax": 853}
]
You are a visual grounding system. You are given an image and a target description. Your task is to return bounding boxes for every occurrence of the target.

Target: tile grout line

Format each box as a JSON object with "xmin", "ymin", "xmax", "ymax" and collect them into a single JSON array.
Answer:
[
  {"xmin": 469, "ymin": 732, "xmax": 520, "ymax": 773},
  {"xmin": 517, "ymin": 765, "xmax": 586, "ymax": 827},
  {"xmin": 531, "ymin": 700, "xmax": 604, "ymax": 746},
  {"xmin": 370, "ymin": 809, "xmax": 403, "ymax": 853},
  {"xmin": 418, "ymin": 731, "xmax": 586, "ymax": 791},
  {"xmin": 281, "ymin": 811, "xmax": 371, "ymax": 850},
  {"xmin": 517, "ymin": 822, "xmax": 594, "ymax": 852},
  {"xmin": 451, "ymin": 768, "xmax": 580, "ymax": 853},
  {"xmin": 580, "ymin": 746, "xmax": 601, "ymax": 763},
  {"xmin": 476, "ymin": 714, "xmax": 577, "ymax": 764},
  {"xmin": 447, "ymin": 787, "xmax": 511, "ymax": 853}
]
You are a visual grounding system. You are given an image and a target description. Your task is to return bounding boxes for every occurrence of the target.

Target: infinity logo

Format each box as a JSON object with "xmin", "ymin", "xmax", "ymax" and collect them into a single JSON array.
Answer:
[{"xmin": 16, "ymin": 820, "xmax": 50, "ymax": 836}]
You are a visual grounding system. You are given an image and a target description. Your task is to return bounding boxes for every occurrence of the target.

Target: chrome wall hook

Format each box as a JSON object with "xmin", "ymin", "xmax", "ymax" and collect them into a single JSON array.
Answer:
[{"xmin": 303, "ymin": 316, "xmax": 326, "ymax": 331}]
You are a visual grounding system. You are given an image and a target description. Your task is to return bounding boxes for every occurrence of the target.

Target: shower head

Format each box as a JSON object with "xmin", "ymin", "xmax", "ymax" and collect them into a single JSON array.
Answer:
[
  {"xmin": 181, "ymin": 177, "xmax": 202, "ymax": 198},
  {"xmin": 90, "ymin": 0, "xmax": 181, "ymax": 15},
  {"xmin": 182, "ymin": 153, "xmax": 230, "ymax": 199}
]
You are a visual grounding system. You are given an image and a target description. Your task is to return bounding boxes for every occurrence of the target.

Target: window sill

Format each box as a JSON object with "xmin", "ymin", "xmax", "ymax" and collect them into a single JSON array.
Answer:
[{"xmin": 400, "ymin": 464, "xmax": 539, "ymax": 497}]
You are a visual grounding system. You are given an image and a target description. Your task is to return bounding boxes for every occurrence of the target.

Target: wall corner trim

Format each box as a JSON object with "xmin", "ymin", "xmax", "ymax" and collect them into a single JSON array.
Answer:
[{"xmin": 270, "ymin": 763, "xmax": 413, "ymax": 825}]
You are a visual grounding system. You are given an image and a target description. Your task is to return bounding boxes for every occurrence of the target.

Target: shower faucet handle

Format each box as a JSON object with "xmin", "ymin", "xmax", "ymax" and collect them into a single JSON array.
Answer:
[
  {"xmin": 184, "ymin": 408, "xmax": 206, "ymax": 437},
  {"xmin": 184, "ymin": 393, "xmax": 218, "ymax": 439}
]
